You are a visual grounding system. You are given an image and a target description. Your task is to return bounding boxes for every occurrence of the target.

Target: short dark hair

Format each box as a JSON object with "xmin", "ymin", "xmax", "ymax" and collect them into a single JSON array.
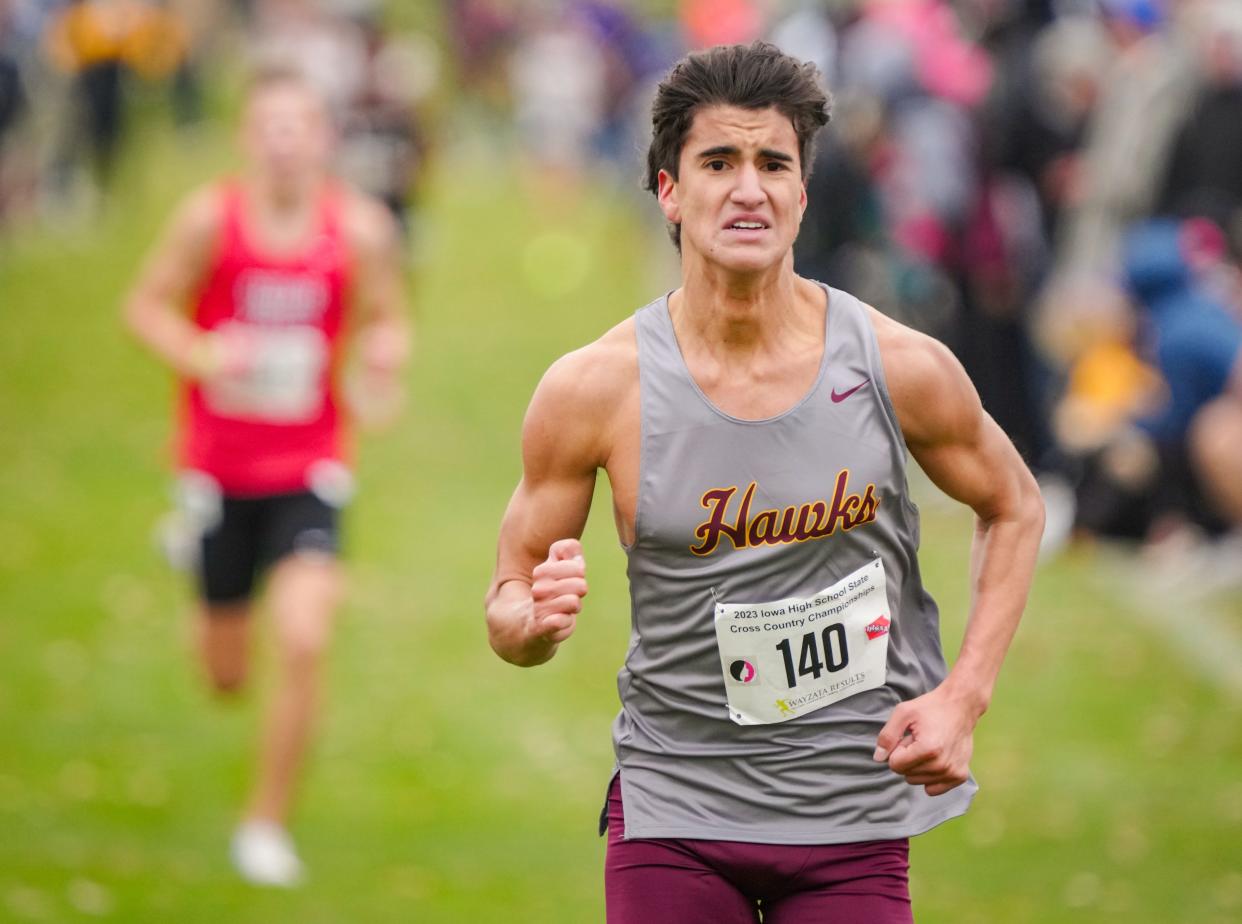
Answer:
[{"xmin": 644, "ymin": 41, "xmax": 832, "ymax": 249}]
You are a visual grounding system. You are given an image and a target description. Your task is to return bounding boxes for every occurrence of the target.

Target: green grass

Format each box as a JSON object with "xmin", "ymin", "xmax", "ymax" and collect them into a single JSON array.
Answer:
[{"xmin": 2, "ymin": 117, "xmax": 1241, "ymax": 923}]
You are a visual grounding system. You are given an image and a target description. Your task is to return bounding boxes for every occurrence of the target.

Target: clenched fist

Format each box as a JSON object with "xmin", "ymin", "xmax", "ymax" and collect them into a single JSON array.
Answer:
[{"xmin": 528, "ymin": 538, "xmax": 589, "ymax": 645}]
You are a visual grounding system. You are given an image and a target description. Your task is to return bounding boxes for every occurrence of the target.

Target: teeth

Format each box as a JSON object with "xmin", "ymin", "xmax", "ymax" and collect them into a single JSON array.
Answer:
[{"xmin": 731, "ymin": 222, "xmax": 764, "ymax": 230}]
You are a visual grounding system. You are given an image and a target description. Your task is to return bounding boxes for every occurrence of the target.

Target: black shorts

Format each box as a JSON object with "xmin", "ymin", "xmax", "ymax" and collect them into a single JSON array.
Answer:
[{"xmin": 197, "ymin": 491, "xmax": 340, "ymax": 606}]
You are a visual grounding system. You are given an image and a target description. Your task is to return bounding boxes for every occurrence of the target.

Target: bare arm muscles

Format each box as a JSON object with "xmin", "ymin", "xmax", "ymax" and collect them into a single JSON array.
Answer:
[
  {"xmin": 889, "ymin": 327, "xmax": 1044, "ymax": 712},
  {"xmin": 872, "ymin": 310, "xmax": 1045, "ymax": 793},
  {"xmin": 485, "ymin": 332, "xmax": 635, "ymax": 666},
  {"xmin": 121, "ymin": 186, "xmax": 222, "ymax": 377}
]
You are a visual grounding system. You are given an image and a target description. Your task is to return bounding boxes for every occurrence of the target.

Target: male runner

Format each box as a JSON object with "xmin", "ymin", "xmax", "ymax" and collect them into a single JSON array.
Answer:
[
  {"xmin": 485, "ymin": 42, "xmax": 1044, "ymax": 922},
  {"xmin": 124, "ymin": 68, "xmax": 408, "ymax": 887}
]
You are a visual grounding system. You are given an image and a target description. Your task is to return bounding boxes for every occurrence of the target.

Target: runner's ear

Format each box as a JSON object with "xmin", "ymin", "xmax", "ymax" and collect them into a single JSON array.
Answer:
[{"xmin": 657, "ymin": 170, "xmax": 680, "ymax": 223}]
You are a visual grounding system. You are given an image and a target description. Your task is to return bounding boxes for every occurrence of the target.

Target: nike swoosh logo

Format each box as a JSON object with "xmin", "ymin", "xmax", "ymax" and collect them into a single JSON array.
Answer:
[{"xmin": 831, "ymin": 379, "xmax": 870, "ymax": 403}]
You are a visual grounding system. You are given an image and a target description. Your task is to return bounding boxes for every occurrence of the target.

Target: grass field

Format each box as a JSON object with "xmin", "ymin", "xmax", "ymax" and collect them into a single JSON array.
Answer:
[{"xmin": 2, "ymin": 115, "xmax": 1241, "ymax": 923}]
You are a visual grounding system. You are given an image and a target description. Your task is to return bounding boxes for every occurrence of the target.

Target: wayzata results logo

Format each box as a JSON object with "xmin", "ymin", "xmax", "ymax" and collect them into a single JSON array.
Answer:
[{"xmin": 690, "ymin": 471, "xmax": 880, "ymax": 556}]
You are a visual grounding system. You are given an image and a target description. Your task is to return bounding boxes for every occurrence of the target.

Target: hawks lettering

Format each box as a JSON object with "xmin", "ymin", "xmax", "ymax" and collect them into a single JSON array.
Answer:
[{"xmin": 689, "ymin": 471, "xmax": 880, "ymax": 556}]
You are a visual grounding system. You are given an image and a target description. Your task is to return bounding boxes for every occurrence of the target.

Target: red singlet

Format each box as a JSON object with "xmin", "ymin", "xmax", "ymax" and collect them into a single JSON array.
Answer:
[{"xmin": 178, "ymin": 181, "xmax": 352, "ymax": 495}]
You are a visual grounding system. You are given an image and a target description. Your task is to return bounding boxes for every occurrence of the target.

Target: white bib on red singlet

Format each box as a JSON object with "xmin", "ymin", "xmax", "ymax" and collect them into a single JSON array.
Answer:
[{"xmin": 203, "ymin": 321, "xmax": 328, "ymax": 423}]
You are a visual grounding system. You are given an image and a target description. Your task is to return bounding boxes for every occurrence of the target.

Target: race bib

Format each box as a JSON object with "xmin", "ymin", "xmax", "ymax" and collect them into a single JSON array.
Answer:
[
  {"xmin": 714, "ymin": 559, "xmax": 891, "ymax": 725},
  {"xmin": 203, "ymin": 323, "xmax": 328, "ymax": 423}
]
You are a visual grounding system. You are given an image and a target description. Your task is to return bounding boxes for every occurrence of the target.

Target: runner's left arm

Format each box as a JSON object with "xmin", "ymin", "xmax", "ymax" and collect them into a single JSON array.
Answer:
[
  {"xmin": 344, "ymin": 193, "xmax": 412, "ymax": 428},
  {"xmin": 874, "ymin": 314, "xmax": 1045, "ymax": 795}
]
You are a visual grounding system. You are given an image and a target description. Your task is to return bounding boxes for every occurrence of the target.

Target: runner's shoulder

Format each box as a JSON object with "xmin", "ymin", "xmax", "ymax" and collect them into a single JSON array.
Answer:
[
  {"xmin": 530, "ymin": 319, "xmax": 638, "ymax": 423},
  {"xmin": 337, "ymin": 185, "xmax": 400, "ymax": 258},
  {"xmin": 168, "ymin": 183, "xmax": 228, "ymax": 249},
  {"xmin": 865, "ymin": 305, "xmax": 980, "ymax": 446}
]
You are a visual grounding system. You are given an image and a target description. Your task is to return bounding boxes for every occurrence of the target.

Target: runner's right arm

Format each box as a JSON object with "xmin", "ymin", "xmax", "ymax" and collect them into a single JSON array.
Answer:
[
  {"xmin": 122, "ymin": 187, "xmax": 232, "ymax": 379},
  {"xmin": 485, "ymin": 347, "xmax": 611, "ymax": 667}
]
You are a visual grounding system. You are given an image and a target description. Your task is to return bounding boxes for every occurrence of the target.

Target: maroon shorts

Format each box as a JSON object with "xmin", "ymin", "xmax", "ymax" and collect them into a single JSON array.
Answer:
[{"xmin": 604, "ymin": 777, "xmax": 913, "ymax": 924}]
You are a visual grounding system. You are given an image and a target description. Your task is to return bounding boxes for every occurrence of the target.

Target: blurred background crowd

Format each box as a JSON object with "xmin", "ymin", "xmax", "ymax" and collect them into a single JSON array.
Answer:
[{"xmin": 2, "ymin": 0, "xmax": 1241, "ymax": 575}]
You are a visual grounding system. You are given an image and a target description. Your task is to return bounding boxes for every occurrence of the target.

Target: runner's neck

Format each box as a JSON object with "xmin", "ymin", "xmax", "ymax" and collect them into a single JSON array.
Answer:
[
  {"xmin": 671, "ymin": 270, "xmax": 823, "ymax": 363},
  {"xmin": 239, "ymin": 175, "xmax": 328, "ymax": 255}
]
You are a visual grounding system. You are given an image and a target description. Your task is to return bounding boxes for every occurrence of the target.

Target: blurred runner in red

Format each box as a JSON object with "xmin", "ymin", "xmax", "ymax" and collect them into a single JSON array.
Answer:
[{"xmin": 123, "ymin": 66, "xmax": 409, "ymax": 887}]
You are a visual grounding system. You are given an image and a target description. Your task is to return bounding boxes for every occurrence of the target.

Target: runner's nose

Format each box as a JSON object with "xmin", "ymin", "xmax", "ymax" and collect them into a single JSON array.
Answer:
[{"xmin": 730, "ymin": 164, "xmax": 766, "ymax": 208}]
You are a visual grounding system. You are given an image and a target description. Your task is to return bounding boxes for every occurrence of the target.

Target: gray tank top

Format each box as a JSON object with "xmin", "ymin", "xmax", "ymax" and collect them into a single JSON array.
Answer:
[{"xmin": 610, "ymin": 284, "xmax": 976, "ymax": 844}]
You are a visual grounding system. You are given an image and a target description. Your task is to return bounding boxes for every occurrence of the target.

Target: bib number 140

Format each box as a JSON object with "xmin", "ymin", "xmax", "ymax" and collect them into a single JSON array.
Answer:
[{"xmin": 775, "ymin": 625, "xmax": 848, "ymax": 689}]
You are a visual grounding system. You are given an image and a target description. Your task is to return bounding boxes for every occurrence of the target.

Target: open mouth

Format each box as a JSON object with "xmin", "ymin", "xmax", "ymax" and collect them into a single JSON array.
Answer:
[{"xmin": 727, "ymin": 221, "xmax": 768, "ymax": 230}]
